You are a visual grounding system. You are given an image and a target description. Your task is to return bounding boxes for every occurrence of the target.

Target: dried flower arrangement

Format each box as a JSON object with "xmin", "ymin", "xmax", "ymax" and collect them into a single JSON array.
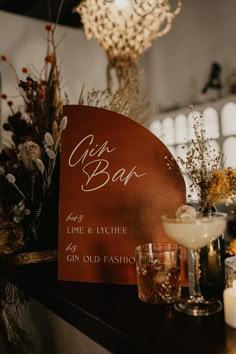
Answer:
[
  {"xmin": 0, "ymin": 3, "xmax": 69, "ymax": 352},
  {"xmin": 165, "ymin": 107, "xmax": 236, "ymax": 210},
  {"xmin": 79, "ymin": 71, "xmax": 153, "ymax": 127},
  {"xmin": 0, "ymin": 22, "xmax": 68, "ymax": 259},
  {"xmin": 165, "ymin": 108, "xmax": 236, "ymax": 259}
]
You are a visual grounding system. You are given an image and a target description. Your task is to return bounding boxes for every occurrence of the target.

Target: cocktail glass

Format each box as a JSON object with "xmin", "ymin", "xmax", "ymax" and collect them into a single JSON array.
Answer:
[{"xmin": 162, "ymin": 212, "xmax": 227, "ymax": 316}]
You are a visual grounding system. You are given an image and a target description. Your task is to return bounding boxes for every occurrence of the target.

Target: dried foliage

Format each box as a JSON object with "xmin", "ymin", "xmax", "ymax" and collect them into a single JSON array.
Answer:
[
  {"xmin": 0, "ymin": 22, "xmax": 67, "ymax": 254},
  {"xmin": 79, "ymin": 72, "xmax": 153, "ymax": 126},
  {"xmin": 165, "ymin": 108, "xmax": 236, "ymax": 209},
  {"xmin": 0, "ymin": 4, "xmax": 67, "ymax": 354}
]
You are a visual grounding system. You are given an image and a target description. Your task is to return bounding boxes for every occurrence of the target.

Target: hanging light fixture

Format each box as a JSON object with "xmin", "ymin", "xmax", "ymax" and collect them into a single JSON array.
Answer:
[{"xmin": 74, "ymin": 0, "xmax": 182, "ymax": 97}]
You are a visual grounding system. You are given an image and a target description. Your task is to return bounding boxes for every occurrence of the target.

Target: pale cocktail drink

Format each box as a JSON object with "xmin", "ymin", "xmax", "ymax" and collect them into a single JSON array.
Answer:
[
  {"xmin": 162, "ymin": 212, "xmax": 227, "ymax": 316},
  {"xmin": 162, "ymin": 216, "xmax": 226, "ymax": 249}
]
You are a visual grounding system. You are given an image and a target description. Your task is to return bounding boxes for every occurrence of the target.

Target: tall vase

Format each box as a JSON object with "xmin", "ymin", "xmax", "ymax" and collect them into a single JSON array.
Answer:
[{"xmin": 199, "ymin": 204, "xmax": 225, "ymax": 299}]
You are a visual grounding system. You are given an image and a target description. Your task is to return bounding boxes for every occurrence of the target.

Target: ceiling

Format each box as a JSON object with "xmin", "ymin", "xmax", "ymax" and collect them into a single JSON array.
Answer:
[{"xmin": 0, "ymin": 0, "xmax": 82, "ymax": 28}]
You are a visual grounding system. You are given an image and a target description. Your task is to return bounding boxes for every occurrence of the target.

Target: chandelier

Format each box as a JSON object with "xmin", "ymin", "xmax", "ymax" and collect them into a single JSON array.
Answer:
[{"xmin": 74, "ymin": 0, "xmax": 182, "ymax": 92}]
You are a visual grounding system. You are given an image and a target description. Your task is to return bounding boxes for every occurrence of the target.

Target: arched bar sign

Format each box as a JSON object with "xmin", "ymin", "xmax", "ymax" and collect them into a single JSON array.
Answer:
[{"xmin": 58, "ymin": 105, "xmax": 185, "ymax": 284}]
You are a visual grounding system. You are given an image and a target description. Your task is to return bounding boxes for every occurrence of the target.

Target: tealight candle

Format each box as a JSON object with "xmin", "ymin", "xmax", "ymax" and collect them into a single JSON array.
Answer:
[{"xmin": 223, "ymin": 279, "xmax": 236, "ymax": 329}]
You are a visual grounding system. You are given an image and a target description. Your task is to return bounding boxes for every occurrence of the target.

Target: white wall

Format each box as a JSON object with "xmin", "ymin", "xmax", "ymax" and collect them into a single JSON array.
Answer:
[
  {"xmin": 0, "ymin": 10, "xmax": 107, "ymax": 110},
  {"xmin": 145, "ymin": 0, "xmax": 236, "ymax": 111}
]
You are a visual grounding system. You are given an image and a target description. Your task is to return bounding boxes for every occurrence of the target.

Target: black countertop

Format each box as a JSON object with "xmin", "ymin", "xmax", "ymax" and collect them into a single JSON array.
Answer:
[{"xmin": 9, "ymin": 262, "xmax": 236, "ymax": 354}]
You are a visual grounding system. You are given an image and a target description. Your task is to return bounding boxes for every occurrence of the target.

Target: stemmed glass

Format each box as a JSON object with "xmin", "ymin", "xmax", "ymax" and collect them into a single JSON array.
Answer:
[{"xmin": 162, "ymin": 212, "xmax": 227, "ymax": 316}]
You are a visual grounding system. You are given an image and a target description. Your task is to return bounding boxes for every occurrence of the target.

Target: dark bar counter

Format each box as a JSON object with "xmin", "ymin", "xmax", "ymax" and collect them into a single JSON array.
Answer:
[{"xmin": 9, "ymin": 262, "xmax": 236, "ymax": 354}]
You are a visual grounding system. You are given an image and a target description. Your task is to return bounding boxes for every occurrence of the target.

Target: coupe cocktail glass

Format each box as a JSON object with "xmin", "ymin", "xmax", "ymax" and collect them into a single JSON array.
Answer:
[{"xmin": 162, "ymin": 212, "xmax": 227, "ymax": 316}]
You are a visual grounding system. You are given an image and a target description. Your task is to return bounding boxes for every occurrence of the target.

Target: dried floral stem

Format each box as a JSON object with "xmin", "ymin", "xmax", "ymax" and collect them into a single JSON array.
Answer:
[
  {"xmin": 166, "ymin": 107, "xmax": 236, "ymax": 209},
  {"xmin": 5, "ymin": 60, "xmax": 19, "ymax": 84},
  {"xmin": 80, "ymin": 71, "xmax": 152, "ymax": 126}
]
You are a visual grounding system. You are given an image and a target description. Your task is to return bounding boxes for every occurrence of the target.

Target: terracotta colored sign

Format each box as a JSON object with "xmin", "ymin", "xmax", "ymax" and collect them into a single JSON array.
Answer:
[{"xmin": 58, "ymin": 105, "xmax": 186, "ymax": 284}]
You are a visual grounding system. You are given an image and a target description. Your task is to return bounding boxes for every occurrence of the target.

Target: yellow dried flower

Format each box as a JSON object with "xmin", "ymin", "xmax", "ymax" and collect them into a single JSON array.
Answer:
[
  {"xmin": 227, "ymin": 239, "xmax": 236, "ymax": 256},
  {"xmin": 208, "ymin": 169, "xmax": 231, "ymax": 203}
]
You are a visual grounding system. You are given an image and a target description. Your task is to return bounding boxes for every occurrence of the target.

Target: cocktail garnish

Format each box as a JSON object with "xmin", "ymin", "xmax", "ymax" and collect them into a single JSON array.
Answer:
[{"xmin": 176, "ymin": 205, "xmax": 197, "ymax": 223}]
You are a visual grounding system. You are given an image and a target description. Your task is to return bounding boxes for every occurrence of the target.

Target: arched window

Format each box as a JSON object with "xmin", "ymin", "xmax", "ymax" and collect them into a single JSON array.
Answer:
[
  {"xmin": 149, "ymin": 120, "xmax": 162, "ymax": 139},
  {"xmin": 202, "ymin": 107, "xmax": 219, "ymax": 139},
  {"xmin": 223, "ymin": 137, "xmax": 236, "ymax": 168},
  {"xmin": 175, "ymin": 114, "xmax": 187, "ymax": 144},
  {"xmin": 148, "ymin": 98, "xmax": 236, "ymax": 203},
  {"xmin": 221, "ymin": 102, "xmax": 236, "ymax": 136},
  {"xmin": 167, "ymin": 145, "xmax": 176, "ymax": 156},
  {"xmin": 162, "ymin": 117, "xmax": 175, "ymax": 145}
]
